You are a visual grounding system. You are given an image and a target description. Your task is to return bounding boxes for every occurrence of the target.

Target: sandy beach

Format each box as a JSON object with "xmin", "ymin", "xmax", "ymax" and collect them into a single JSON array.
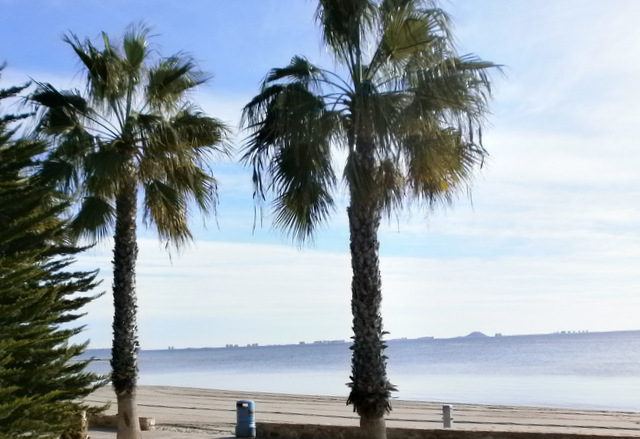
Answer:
[{"xmin": 84, "ymin": 386, "xmax": 640, "ymax": 438}]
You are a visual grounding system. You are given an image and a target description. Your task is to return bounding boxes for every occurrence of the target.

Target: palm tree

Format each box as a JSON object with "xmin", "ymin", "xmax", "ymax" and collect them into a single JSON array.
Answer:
[
  {"xmin": 29, "ymin": 25, "xmax": 229, "ymax": 439},
  {"xmin": 241, "ymin": 1, "xmax": 497, "ymax": 437}
]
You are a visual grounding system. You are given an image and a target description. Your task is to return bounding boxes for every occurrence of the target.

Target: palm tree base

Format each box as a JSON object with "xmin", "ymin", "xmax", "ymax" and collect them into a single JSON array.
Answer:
[
  {"xmin": 116, "ymin": 391, "xmax": 142, "ymax": 439},
  {"xmin": 360, "ymin": 415, "xmax": 386, "ymax": 439}
]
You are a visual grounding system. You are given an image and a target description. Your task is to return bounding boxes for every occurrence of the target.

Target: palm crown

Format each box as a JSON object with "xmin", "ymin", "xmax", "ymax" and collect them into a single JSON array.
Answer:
[
  {"xmin": 242, "ymin": 0, "xmax": 496, "ymax": 242},
  {"xmin": 31, "ymin": 25, "xmax": 229, "ymax": 245}
]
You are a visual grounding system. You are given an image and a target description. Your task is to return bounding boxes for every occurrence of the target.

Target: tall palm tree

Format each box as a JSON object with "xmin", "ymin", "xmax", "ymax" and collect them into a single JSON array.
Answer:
[
  {"xmin": 241, "ymin": 1, "xmax": 497, "ymax": 437},
  {"xmin": 29, "ymin": 25, "xmax": 229, "ymax": 439}
]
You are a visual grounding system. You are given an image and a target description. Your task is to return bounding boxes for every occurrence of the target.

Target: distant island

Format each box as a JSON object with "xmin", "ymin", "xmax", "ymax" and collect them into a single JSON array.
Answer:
[{"xmin": 463, "ymin": 331, "xmax": 489, "ymax": 338}]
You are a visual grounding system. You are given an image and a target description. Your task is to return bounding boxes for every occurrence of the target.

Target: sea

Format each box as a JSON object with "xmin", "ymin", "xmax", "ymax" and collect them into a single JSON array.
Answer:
[{"xmin": 83, "ymin": 330, "xmax": 640, "ymax": 412}]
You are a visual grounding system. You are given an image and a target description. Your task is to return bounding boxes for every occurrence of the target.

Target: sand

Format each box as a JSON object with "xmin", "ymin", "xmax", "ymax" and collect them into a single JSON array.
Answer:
[{"xmin": 85, "ymin": 386, "xmax": 640, "ymax": 438}]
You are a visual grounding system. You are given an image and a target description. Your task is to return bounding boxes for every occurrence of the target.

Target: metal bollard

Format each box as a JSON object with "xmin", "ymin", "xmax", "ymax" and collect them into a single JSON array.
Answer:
[
  {"xmin": 235, "ymin": 400, "xmax": 256, "ymax": 438},
  {"xmin": 442, "ymin": 404, "xmax": 453, "ymax": 428}
]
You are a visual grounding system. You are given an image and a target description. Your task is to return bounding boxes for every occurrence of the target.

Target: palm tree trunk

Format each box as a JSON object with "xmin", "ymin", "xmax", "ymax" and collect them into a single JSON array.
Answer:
[
  {"xmin": 111, "ymin": 176, "xmax": 142, "ymax": 439},
  {"xmin": 347, "ymin": 198, "xmax": 393, "ymax": 439}
]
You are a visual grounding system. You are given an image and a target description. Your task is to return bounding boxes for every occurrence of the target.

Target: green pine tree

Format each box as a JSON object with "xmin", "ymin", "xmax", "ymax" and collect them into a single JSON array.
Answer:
[{"xmin": 0, "ymin": 67, "xmax": 107, "ymax": 439}]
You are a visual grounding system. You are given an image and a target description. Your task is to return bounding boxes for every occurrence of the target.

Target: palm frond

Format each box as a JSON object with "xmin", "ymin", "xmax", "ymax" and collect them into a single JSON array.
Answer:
[
  {"xmin": 375, "ymin": 158, "xmax": 404, "ymax": 215},
  {"xmin": 122, "ymin": 23, "xmax": 150, "ymax": 74},
  {"xmin": 34, "ymin": 126, "xmax": 98, "ymax": 195},
  {"xmin": 136, "ymin": 109, "xmax": 229, "ymax": 183},
  {"xmin": 316, "ymin": 0, "xmax": 377, "ymax": 64},
  {"xmin": 377, "ymin": 3, "xmax": 447, "ymax": 65},
  {"xmin": 241, "ymin": 84, "xmax": 288, "ymax": 131},
  {"xmin": 269, "ymin": 133, "xmax": 336, "ymax": 242},
  {"xmin": 401, "ymin": 127, "xmax": 484, "ymax": 207},
  {"xmin": 54, "ymin": 127, "xmax": 97, "ymax": 158},
  {"xmin": 242, "ymin": 78, "xmax": 338, "ymax": 242},
  {"xmin": 83, "ymin": 144, "xmax": 130, "ymax": 198},
  {"xmin": 265, "ymin": 56, "xmax": 326, "ymax": 90},
  {"xmin": 146, "ymin": 56, "xmax": 210, "ymax": 111},
  {"xmin": 174, "ymin": 166, "xmax": 218, "ymax": 215},
  {"xmin": 161, "ymin": 158, "xmax": 217, "ymax": 214},
  {"xmin": 37, "ymin": 159, "xmax": 78, "ymax": 194},
  {"xmin": 68, "ymin": 196, "xmax": 115, "ymax": 241},
  {"xmin": 242, "ymin": 84, "xmax": 324, "ymax": 179},
  {"xmin": 63, "ymin": 32, "xmax": 129, "ymax": 106},
  {"xmin": 142, "ymin": 180, "xmax": 191, "ymax": 245},
  {"xmin": 30, "ymin": 83, "xmax": 90, "ymax": 134},
  {"xmin": 403, "ymin": 53, "xmax": 497, "ymax": 134},
  {"xmin": 352, "ymin": 86, "xmax": 407, "ymax": 158},
  {"xmin": 170, "ymin": 108, "xmax": 230, "ymax": 154}
]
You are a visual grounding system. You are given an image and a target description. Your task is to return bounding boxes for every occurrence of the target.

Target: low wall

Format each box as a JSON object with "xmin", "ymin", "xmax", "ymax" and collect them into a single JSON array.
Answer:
[
  {"xmin": 256, "ymin": 422, "xmax": 637, "ymax": 439},
  {"xmin": 88, "ymin": 415, "xmax": 155, "ymax": 431}
]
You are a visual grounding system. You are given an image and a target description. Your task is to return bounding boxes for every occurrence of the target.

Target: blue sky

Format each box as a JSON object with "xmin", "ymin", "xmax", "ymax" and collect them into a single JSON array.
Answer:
[{"xmin": 2, "ymin": 1, "xmax": 640, "ymax": 349}]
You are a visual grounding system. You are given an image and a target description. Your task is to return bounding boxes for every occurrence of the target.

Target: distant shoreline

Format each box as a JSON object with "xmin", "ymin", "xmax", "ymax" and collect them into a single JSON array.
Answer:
[{"xmin": 85, "ymin": 328, "xmax": 640, "ymax": 352}]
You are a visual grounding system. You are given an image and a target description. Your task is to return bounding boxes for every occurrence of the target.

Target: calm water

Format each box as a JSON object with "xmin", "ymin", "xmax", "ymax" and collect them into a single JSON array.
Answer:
[{"xmin": 84, "ymin": 331, "xmax": 640, "ymax": 412}]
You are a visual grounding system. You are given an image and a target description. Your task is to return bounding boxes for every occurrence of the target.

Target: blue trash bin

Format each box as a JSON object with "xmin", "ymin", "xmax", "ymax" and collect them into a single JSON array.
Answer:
[{"xmin": 235, "ymin": 400, "xmax": 256, "ymax": 438}]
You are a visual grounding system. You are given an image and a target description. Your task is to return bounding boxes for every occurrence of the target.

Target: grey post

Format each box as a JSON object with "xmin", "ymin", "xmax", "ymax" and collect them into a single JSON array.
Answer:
[{"xmin": 442, "ymin": 404, "xmax": 453, "ymax": 428}]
